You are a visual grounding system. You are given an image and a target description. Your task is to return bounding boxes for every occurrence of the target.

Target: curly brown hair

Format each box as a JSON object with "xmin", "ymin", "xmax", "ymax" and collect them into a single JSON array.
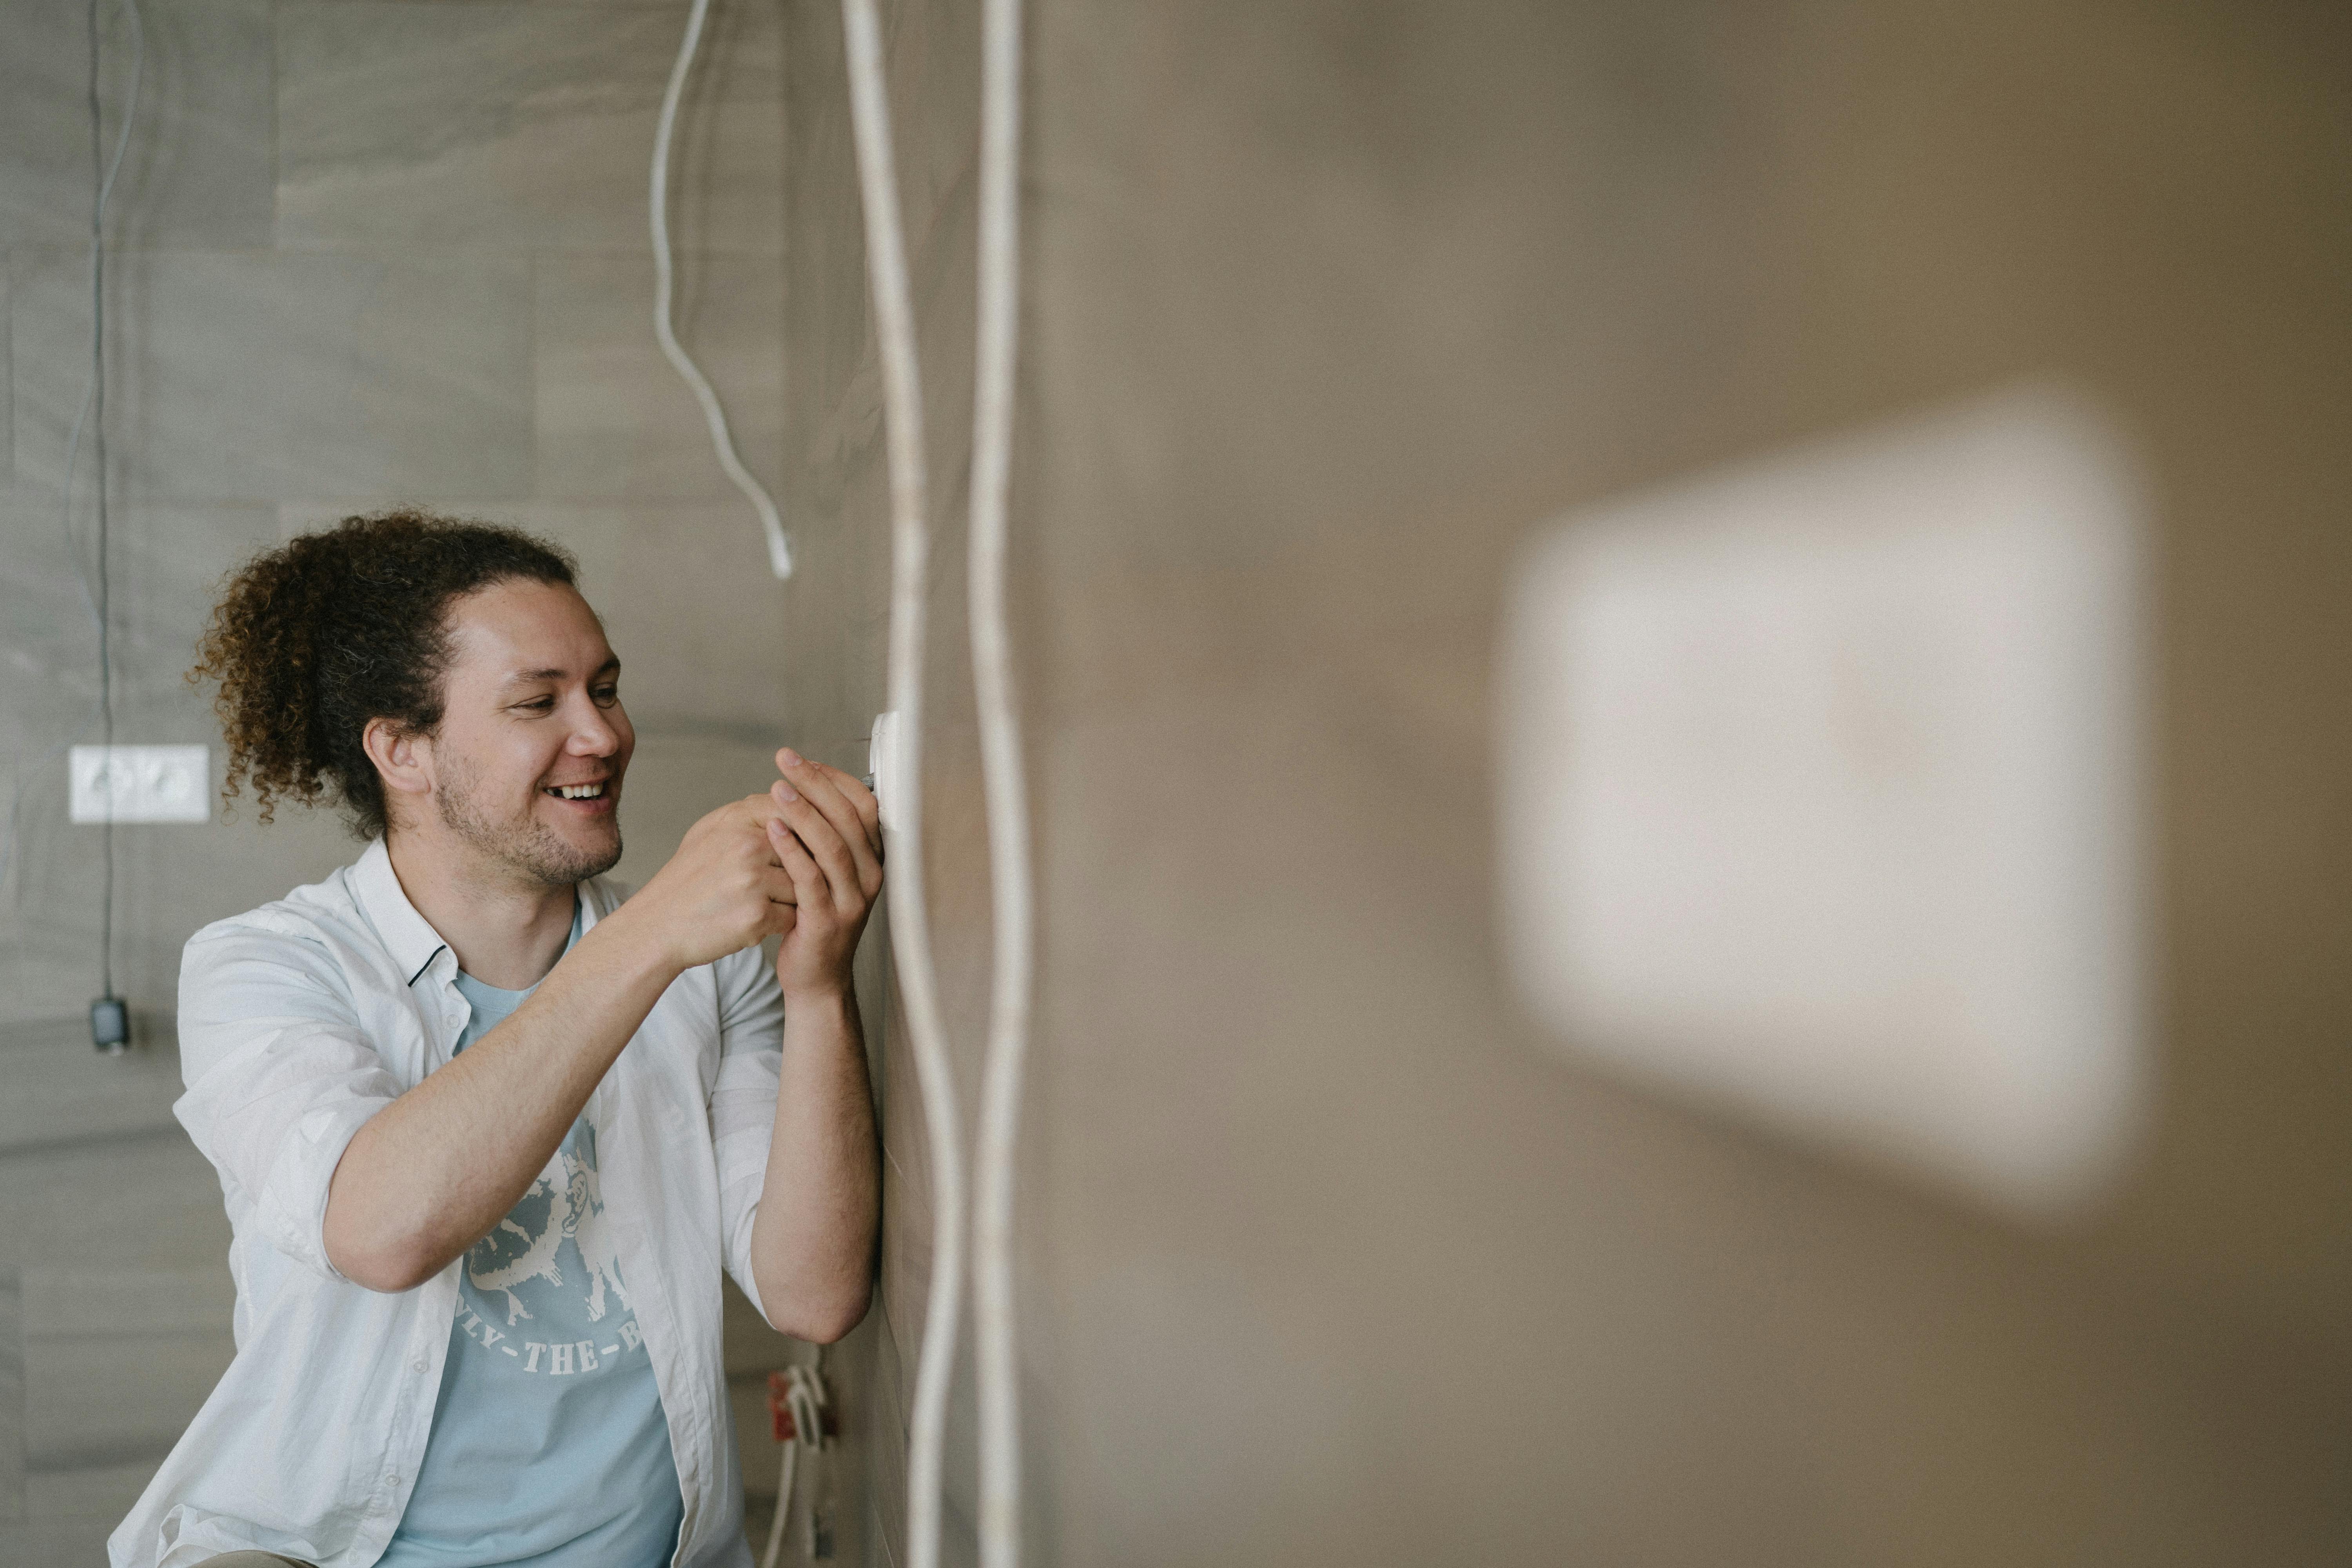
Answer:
[{"xmin": 189, "ymin": 510, "xmax": 579, "ymax": 839}]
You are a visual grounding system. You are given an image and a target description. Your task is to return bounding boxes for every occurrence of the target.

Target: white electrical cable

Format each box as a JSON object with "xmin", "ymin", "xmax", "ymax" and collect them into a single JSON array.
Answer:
[
  {"xmin": 761, "ymin": 1439, "xmax": 799, "ymax": 1568},
  {"xmin": 761, "ymin": 1362, "xmax": 829, "ymax": 1568},
  {"xmin": 966, "ymin": 0, "xmax": 1032, "ymax": 1564},
  {"xmin": 652, "ymin": 0, "xmax": 793, "ymax": 580},
  {"xmin": 839, "ymin": 7, "xmax": 966, "ymax": 1568}
]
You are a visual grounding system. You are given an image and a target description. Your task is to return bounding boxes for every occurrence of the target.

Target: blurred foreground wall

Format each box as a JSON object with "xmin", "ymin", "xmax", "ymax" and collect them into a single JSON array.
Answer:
[{"xmin": 796, "ymin": 1, "xmax": 2352, "ymax": 1563}]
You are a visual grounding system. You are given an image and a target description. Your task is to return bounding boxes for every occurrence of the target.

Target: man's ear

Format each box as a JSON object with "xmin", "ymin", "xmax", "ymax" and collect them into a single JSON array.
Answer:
[{"xmin": 361, "ymin": 717, "xmax": 435, "ymax": 815}]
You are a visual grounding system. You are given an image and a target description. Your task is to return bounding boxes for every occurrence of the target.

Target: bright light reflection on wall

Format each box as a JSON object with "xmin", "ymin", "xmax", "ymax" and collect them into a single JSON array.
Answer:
[{"xmin": 1500, "ymin": 386, "xmax": 2150, "ymax": 1220}]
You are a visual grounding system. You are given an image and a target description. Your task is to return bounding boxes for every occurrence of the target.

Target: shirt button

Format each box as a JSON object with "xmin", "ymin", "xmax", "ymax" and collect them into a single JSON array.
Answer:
[{"xmin": 412, "ymin": 1359, "xmax": 428, "ymax": 1373}]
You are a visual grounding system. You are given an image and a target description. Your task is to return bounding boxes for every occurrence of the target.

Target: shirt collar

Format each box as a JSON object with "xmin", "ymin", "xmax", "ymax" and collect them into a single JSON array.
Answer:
[
  {"xmin": 350, "ymin": 836, "xmax": 617, "ymax": 987},
  {"xmin": 349, "ymin": 836, "xmax": 453, "ymax": 987}
]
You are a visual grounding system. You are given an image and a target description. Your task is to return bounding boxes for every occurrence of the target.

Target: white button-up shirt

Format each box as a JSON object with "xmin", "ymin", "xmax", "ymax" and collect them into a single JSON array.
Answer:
[{"xmin": 110, "ymin": 838, "xmax": 787, "ymax": 1568}]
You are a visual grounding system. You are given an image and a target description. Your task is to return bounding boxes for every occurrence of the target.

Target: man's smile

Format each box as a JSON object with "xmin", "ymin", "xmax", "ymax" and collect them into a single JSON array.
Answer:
[{"xmin": 543, "ymin": 779, "xmax": 615, "ymax": 810}]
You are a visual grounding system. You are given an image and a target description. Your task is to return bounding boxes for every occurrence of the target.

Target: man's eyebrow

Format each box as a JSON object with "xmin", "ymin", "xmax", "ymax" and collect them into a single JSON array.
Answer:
[{"xmin": 500, "ymin": 657, "xmax": 622, "ymax": 688}]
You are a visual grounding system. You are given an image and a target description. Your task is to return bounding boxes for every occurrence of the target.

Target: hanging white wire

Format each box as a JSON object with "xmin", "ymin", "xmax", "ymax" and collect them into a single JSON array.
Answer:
[
  {"xmin": 966, "ymin": 0, "xmax": 1033, "ymax": 1564},
  {"xmin": 839, "ymin": 5, "xmax": 967, "ymax": 1568},
  {"xmin": 652, "ymin": 0, "xmax": 793, "ymax": 579}
]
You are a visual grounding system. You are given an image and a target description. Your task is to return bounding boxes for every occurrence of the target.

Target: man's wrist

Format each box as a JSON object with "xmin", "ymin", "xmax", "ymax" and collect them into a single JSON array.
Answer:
[
  {"xmin": 582, "ymin": 902, "xmax": 689, "ymax": 989},
  {"xmin": 780, "ymin": 980, "xmax": 855, "ymax": 1024}
]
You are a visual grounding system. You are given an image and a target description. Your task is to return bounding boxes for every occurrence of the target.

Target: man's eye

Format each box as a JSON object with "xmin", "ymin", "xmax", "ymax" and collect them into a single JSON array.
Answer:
[
  {"xmin": 593, "ymin": 686, "xmax": 621, "ymax": 706},
  {"xmin": 519, "ymin": 698, "xmax": 555, "ymax": 713}
]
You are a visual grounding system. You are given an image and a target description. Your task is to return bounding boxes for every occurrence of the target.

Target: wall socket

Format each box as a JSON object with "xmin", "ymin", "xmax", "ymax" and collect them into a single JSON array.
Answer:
[
  {"xmin": 69, "ymin": 745, "xmax": 212, "ymax": 824},
  {"xmin": 1499, "ymin": 387, "xmax": 2147, "ymax": 1221}
]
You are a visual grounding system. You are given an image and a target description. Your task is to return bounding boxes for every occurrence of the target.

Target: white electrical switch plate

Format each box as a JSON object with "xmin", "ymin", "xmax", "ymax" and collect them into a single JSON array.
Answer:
[
  {"xmin": 1499, "ymin": 387, "xmax": 2148, "ymax": 1219},
  {"xmin": 70, "ymin": 745, "xmax": 212, "ymax": 824},
  {"xmin": 868, "ymin": 711, "xmax": 903, "ymax": 833}
]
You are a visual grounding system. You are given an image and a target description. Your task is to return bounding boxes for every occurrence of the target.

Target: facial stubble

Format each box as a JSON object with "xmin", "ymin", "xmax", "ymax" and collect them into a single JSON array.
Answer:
[{"xmin": 434, "ymin": 746, "xmax": 623, "ymax": 888}]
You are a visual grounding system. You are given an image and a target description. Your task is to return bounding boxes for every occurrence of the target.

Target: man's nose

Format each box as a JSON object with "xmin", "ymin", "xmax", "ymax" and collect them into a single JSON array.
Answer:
[{"xmin": 569, "ymin": 702, "xmax": 623, "ymax": 755}]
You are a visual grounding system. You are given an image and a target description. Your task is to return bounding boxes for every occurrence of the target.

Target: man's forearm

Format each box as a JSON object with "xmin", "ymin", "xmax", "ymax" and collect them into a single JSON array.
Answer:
[
  {"xmin": 748, "ymin": 986, "xmax": 880, "ymax": 1342},
  {"xmin": 322, "ymin": 909, "xmax": 682, "ymax": 1292}
]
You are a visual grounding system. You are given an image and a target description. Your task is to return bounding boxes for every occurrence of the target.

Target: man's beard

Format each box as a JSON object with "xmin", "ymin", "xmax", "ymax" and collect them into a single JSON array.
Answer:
[{"xmin": 435, "ymin": 751, "xmax": 622, "ymax": 888}]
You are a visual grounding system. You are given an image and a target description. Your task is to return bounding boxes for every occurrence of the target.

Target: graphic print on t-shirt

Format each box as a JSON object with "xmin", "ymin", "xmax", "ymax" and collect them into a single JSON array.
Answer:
[
  {"xmin": 382, "ymin": 904, "xmax": 683, "ymax": 1568},
  {"xmin": 453, "ymin": 1121, "xmax": 647, "ymax": 1378}
]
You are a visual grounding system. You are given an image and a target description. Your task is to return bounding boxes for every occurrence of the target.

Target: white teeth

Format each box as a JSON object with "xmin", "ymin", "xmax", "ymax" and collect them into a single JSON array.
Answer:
[{"xmin": 553, "ymin": 783, "xmax": 604, "ymax": 799}]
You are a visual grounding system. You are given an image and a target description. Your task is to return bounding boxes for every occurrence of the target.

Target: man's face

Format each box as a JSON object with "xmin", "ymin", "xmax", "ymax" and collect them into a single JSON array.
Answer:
[{"xmin": 421, "ymin": 578, "xmax": 634, "ymax": 888}]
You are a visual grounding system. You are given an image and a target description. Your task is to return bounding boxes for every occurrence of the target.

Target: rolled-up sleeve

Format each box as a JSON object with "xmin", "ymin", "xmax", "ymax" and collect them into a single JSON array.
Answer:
[
  {"xmin": 174, "ymin": 920, "xmax": 402, "ymax": 1283},
  {"xmin": 706, "ymin": 944, "xmax": 786, "ymax": 1316}
]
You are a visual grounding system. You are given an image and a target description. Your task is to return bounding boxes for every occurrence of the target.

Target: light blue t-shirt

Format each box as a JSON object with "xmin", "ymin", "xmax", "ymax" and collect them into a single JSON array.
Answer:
[{"xmin": 380, "ymin": 900, "xmax": 685, "ymax": 1568}]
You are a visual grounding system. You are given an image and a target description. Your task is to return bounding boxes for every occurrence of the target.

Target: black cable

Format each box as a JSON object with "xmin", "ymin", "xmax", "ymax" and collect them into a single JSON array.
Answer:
[
  {"xmin": 81, "ymin": 0, "xmax": 141, "ymax": 1051},
  {"xmin": 90, "ymin": 0, "xmax": 116, "ymax": 1007},
  {"xmin": 2, "ymin": 0, "xmax": 140, "ymax": 1044}
]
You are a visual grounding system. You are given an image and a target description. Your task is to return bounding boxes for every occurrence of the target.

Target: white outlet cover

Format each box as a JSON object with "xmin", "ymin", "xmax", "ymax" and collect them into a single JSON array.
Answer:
[
  {"xmin": 69, "ymin": 745, "xmax": 213, "ymax": 824},
  {"xmin": 868, "ymin": 711, "xmax": 903, "ymax": 834},
  {"xmin": 1498, "ymin": 387, "xmax": 2149, "ymax": 1220}
]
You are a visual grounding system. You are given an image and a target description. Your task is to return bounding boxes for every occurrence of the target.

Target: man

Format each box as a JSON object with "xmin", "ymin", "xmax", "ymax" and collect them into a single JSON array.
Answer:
[{"xmin": 111, "ymin": 511, "xmax": 880, "ymax": 1568}]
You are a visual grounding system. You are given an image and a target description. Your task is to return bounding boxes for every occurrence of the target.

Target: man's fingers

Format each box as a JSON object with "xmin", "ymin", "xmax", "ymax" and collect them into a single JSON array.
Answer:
[
  {"xmin": 775, "ymin": 755, "xmax": 883, "ymax": 898},
  {"xmin": 780, "ymin": 753, "xmax": 877, "ymax": 860},
  {"xmin": 766, "ymin": 817, "xmax": 832, "ymax": 913},
  {"xmin": 813, "ymin": 761, "xmax": 882, "ymax": 856},
  {"xmin": 759, "ymin": 751, "xmax": 882, "ymax": 857},
  {"xmin": 774, "ymin": 795, "xmax": 864, "ymax": 918},
  {"xmin": 759, "ymin": 860, "xmax": 799, "ymax": 908},
  {"xmin": 735, "ymin": 791, "xmax": 790, "ymax": 838}
]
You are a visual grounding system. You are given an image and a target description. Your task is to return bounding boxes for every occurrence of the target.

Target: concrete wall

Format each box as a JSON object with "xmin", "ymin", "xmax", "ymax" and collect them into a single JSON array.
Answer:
[
  {"xmin": 804, "ymin": 0, "xmax": 2352, "ymax": 1564},
  {"xmin": 0, "ymin": 1, "xmax": 817, "ymax": 1558},
  {"xmin": 1, "ymin": 0, "xmax": 797, "ymax": 1023},
  {"xmin": 5, "ymin": 0, "xmax": 2346, "ymax": 1563}
]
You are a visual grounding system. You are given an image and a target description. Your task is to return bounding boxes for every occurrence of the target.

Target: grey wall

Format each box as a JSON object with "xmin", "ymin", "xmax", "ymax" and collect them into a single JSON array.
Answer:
[
  {"xmin": 2, "ymin": 0, "xmax": 797, "ymax": 1022},
  {"xmin": 786, "ymin": 0, "xmax": 2352, "ymax": 1564},
  {"xmin": 1, "ymin": 1, "xmax": 822, "ymax": 1559},
  {"xmin": 7, "ymin": 0, "xmax": 2347, "ymax": 1564}
]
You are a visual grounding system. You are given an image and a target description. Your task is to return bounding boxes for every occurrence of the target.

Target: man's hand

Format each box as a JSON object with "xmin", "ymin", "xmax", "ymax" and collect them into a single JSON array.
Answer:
[
  {"xmin": 762, "ymin": 748, "xmax": 884, "ymax": 1002},
  {"xmin": 613, "ymin": 791, "xmax": 804, "ymax": 973},
  {"xmin": 749, "ymin": 749, "xmax": 884, "ymax": 1339}
]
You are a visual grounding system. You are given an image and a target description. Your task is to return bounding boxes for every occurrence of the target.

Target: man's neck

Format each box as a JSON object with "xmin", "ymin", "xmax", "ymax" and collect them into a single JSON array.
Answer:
[{"xmin": 384, "ymin": 826, "xmax": 578, "ymax": 991}]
